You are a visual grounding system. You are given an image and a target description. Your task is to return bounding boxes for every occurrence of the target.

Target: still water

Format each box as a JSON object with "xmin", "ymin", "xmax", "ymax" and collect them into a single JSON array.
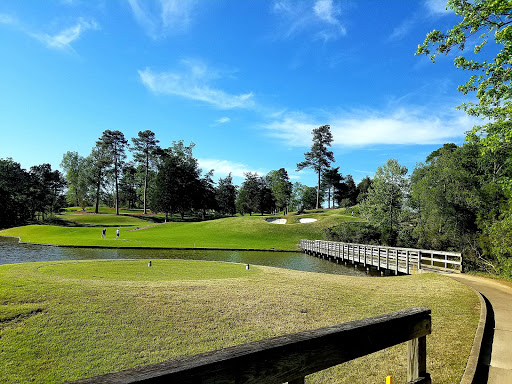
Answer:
[
  {"xmin": 0, "ymin": 237, "xmax": 365, "ymax": 276},
  {"xmin": 0, "ymin": 236, "xmax": 367, "ymax": 276}
]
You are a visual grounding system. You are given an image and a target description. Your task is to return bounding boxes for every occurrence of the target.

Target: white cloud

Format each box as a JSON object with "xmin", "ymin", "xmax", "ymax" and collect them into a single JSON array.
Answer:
[
  {"xmin": 262, "ymin": 107, "xmax": 478, "ymax": 147},
  {"xmin": 0, "ymin": 13, "xmax": 98, "ymax": 51},
  {"xmin": 198, "ymin": 158, "xmax": 265, "ymax": 180},
  {"xmin": 216, "ymin": 117, "xmax": 231, "ymax": 124},
  {"xmin": 33, "ymin": 18, "xmax": 98, "ymax": 50},
  {"xmin": 424, "ymin": 0, "xmax": 450, "ymax": 16},
  {"xmin": 128, "ymin": 0, "xmax": 196, "ymax": 39},
  {"xmin": 313, "ymin": 0, "xmax": 340, "ymax": 24},
  {"xmin": 272, "ymin": 0, "xmax": 346, "ymax": 42},
  {"xmin": 138, "ymin": 61, "xmax": 254, "ymax": 109}
]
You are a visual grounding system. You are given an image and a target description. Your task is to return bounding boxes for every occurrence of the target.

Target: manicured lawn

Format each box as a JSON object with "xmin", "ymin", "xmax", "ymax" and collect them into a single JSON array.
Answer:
[
  {"xmin": 0, "ymin": 209, "xmax": 360, "ymax": 250},
  {"xmin": 0, "ymin": 260, "xmax": 479, "ymax": 383},
  {"xmin": 56, "ymin": 213, "xmax": 151, "ymax": 227}
]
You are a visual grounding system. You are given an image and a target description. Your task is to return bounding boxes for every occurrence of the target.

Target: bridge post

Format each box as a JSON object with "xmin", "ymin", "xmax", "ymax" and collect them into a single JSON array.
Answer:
[{"xmin": 407, "ymin": 336, "xmax": 430, "ymax": 384}]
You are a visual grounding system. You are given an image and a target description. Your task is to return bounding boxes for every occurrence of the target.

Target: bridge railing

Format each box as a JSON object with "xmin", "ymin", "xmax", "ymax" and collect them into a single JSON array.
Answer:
[
  {"xmin": 300, "ymin": 239, "xmax": 462, "ymax": 273},
  {"xmin": 72, "ymin": 308, "xmax": 431, "ymax": 384}
]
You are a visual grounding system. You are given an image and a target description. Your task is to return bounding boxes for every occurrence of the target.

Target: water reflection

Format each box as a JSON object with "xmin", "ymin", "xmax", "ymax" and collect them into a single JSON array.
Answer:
[{"xmin": 0, "ymin": 236, "xmax": 368, "ymax": 276}]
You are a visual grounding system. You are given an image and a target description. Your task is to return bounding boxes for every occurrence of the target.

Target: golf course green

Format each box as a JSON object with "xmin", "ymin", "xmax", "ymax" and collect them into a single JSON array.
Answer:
[
  {"xmin": 0, "ymin": 209, "xmax": 359, "ymax": 250},
  {"xmin": 0, "ymin": 259, "xmax": 479, "ymax": 383},
  {"xmin": 0, "ymin": 209, "xmax": 481, "ymax": 383}
]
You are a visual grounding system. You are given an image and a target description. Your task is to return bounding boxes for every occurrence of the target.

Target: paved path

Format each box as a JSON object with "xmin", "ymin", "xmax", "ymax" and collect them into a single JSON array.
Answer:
[{"xmin": 448, "ymin": 274, "xmax": 512, "ymax": 384}]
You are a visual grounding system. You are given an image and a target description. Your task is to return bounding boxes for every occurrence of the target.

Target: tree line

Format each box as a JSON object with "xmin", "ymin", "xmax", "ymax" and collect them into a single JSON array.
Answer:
[
  {"xmin": 1, "ymin": 0, "xmax": 510, "ymax": 276},
  {"xmin": 0, "ymin": 124, "xmax": 369, "ymax": 229}
]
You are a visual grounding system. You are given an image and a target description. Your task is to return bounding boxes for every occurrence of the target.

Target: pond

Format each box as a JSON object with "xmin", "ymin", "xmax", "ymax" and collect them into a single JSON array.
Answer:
[{"xmin": 0, "ymin": 236, "xmax": 369, "ymax": 276}]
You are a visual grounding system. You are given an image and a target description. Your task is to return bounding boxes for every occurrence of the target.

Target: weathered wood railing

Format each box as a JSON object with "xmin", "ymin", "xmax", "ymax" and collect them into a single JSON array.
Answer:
[
  {"xmin": 301, "ymin": 239, "xmax": 462, "ymax": 274},
  {"xmin": 72, "ymin": 308, "xmax": 431, "ymax": 384}
]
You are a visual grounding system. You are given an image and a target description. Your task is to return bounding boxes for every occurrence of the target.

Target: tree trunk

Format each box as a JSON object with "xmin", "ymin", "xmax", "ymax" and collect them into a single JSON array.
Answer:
[
  {"xmin": 144, "ymin": 154, "xmax": 149, "ymax": 215},
  {"xmin": 114, "ymin": 158, "xmax": 119, "ymax": 216},
  {"xmin": 95, "ymin": 172, "xmax": 101, "ymax": 214},
  {"xmin": 316, "ymin": 170, "xmax": 321, "ymax": 209}
]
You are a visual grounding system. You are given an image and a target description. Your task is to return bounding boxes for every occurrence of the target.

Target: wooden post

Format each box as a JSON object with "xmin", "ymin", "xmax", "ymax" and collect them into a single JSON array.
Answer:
[
  {"xmin": 377, "ymin": 247, "xmax": 380, "ymax": 271},
  {"xmin": 407, "ymin": 336, "xmax": 430, "ymax": 384},
  {"xmin": 418, "ymin": 251, "xmax": 422, "ymax": 271},
  {"xmin": 395, "ymin": 250, "xmax": 398, "ymax": 275},
  {"xmin": 386, "ymin": 248, "xmax": 389, "ymax": 270},
  {"xmin": 76, "ymin": 308, "xmax": 431, "ymax": 384},
  {"xmin": 406, "ymin": 250, "xmax": 409, "ymax": 275}
]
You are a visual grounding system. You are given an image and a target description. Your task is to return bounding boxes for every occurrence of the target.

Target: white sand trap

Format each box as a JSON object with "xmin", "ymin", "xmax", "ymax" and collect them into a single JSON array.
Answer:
[
  {"xmin": 266, "ymin": 218, "xmax": 287, "ymax": 224},
  {"xmin": 298, "ymin": 218, "xmax": 317, "ymax": 223}
]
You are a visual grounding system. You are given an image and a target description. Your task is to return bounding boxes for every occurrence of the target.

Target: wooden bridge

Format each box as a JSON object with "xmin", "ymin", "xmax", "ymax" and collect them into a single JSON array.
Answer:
[{"xmin": 300, "ymin": 239, "xmax": 462, "ymax": 275}]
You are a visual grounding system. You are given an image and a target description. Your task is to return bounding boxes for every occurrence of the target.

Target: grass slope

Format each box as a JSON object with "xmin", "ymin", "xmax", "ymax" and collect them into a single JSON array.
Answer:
[
  {"xmin": 0, "ymin": 209, "xmax": 358, "ymax": 250},
  {"xmin": 0, "ymin": 260, "xmax": 479, "ymax": 383}
]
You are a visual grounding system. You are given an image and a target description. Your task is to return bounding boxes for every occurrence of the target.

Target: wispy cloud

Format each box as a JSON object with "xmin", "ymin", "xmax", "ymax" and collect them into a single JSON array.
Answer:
[
  {"xmin": 216, "ymin": 117, "xmax": 231, "ymax": 124},
  {"xmin": 389, "ymin": 0, "xmax": 450, "ymax": 42},
  {"xmin": 128, "ymin": 0, "xmax": 197, "ymax": 39},
  {"xmin": 272, "ymin": 0, "xmax": 346, "ymax": 42},
  {"xmin": 389, "ymin": 17, "xmax": 416, "ymax": 41},
  {"xmin": 0, "ymin": 13, "xmax": 16, "ymax": 25},
  {"xmin": 138, "ymin": 60, "xmax": 254, "ymax": 109},
  {"xmin": 262, "ymin": 106, "xmax": 478, "ymax": 147},
  {"xmin": 33, "ymin": 18, "xmax": 98, "ymax": 51},
  {"xmin": 0, "ymin": 13, "xmax": 97, "ymax": 51},
  {"xmin": 424, "ymin": 0, "xmax": 450, "ymax": 16}
]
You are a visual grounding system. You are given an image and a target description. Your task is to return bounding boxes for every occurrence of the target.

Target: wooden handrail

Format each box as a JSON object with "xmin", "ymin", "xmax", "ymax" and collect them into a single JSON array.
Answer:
[
  {"xmin": 71, "ymin": 308, "xmax": 431, "ymax": 384},
  {"xmin": 300, "ymin": 239, "xmax": 462, "ymax": 273}
]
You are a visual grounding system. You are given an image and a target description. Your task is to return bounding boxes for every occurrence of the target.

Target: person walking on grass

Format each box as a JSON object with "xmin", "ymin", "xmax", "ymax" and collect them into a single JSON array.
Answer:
[
  {"xmin": 116, "ymin": 228, "xmax": 120, "ymax": 240},
  {"xmin": 101, "ymin": 228, "xmax": 106, "ymax": 238}
]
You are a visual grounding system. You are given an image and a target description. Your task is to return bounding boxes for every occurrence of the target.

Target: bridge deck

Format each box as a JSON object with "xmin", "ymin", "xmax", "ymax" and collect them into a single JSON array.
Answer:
[{"xmin": 300, "ymin": 240, "xmax": 462, "ymax": 275}]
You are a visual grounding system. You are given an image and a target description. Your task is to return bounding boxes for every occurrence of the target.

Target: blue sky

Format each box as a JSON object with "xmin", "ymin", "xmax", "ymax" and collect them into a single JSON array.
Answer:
[{"xmin": 0, "ymin": 0, "xmax": 480, "ymax": 187}]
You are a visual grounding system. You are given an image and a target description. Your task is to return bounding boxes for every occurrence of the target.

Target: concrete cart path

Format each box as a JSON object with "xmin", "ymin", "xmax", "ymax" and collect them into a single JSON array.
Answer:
[{"xmin": 448, "ymin": 274, "xmax": 512, "ymax": 384}]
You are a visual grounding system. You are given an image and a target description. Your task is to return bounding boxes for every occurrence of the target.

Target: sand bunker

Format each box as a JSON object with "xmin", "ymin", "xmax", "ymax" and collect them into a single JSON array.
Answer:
[
  {"xmin": 298, "ymin": 218, "xmax": 317, "ymax": 223},
  {"xmin": 266, "ymin": 218, "xmax": 287, "ymax": 224}
]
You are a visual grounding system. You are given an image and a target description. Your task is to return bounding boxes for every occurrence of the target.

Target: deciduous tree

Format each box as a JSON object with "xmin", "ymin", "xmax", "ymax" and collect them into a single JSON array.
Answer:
[
  {"xmin": 417, "ymin": 0, "xmax": 512, "ymax": 183},
  {"xmin": 361, "ymin": 159, "xmax": 409, "ymax": 246},
  {"xmin": 267, "ymin": 168, "xmax": 292, "ymax": 214},
  {"xmin": 216, "ymin": 173, "xmax": 237, "ymax": 216}
]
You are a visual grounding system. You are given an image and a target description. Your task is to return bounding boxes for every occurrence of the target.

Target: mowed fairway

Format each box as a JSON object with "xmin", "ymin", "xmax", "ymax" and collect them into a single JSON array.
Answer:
[
  {"xmin": 0, "ymin": 210, "xmax": 359, "ymax": 250},
  {"xmin": 0, "ymin": 259, "xmax": 479, "ymax": 383}
]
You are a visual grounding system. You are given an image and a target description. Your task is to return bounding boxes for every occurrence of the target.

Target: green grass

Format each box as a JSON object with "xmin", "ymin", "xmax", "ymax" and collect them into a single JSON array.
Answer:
[
  {"xmin": 56, "ymin": 213, "xmax": 151, "ymax": 227},
  {"xmin": 37, "ymin": 259, "xmax": 260, "ymax": 281},
  {"xmin": 0, "ymin": 260, "xmax": 479, "ymax": 383},
  {"xmin": 0, "ymin": 209, "xmax": 360, "ymax": 250}
]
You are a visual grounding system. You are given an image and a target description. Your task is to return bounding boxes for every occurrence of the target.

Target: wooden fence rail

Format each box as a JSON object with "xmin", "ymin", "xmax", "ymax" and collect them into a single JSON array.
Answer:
[
  {"xmin": 72, "ymin": 308, "xmax": 431, "ymax": 384},
  {"xmin": 300, "ymin": 239, "xmax": 462, "ymax": 274}
]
